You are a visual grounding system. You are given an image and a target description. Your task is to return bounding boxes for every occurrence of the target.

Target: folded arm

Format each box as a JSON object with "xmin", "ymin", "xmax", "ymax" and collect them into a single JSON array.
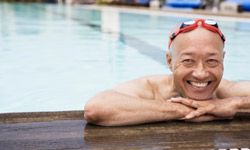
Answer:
[
  {"xmin": 84, "ymin": 77, "xmax": 194, "ymax": 126},
  {"xmin": 169, "ymin": 79, "xmax": 250, "ymax": 120},
  {"xmin": 222, "ymin": 79, "xmax": 250, "ymax": 113}
]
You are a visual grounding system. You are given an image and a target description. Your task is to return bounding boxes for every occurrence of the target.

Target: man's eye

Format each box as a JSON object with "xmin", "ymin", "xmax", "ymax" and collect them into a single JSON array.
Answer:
[
  {"xmin": 182, "ymin": 59, "xmax": 194, "ymax": 65},
  {"xmin": 207, "ymin": 59, "xmax": 219, "ymax": 67}
]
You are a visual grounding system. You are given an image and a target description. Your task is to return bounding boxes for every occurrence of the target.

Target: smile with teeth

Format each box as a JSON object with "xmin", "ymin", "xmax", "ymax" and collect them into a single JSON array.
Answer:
[{"xmin": 187, "ymin": 81, "xmax": 211, "ymax": 88}]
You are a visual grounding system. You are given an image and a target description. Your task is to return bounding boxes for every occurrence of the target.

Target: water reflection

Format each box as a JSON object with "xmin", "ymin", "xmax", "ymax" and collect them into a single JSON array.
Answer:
[
  {"xmin": 83, "ymin": 123, "xmax": 172, "ymax": 149},
  {"xmin": 83, "ymin": 120, "xmax": 250, "ymax": 149}
]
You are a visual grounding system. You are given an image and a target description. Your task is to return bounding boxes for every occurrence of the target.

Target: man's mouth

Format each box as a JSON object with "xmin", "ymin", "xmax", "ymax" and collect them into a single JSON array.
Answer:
[{"xmin": 187, "ymin": 81, "xmax": 212, "ymax": 88}]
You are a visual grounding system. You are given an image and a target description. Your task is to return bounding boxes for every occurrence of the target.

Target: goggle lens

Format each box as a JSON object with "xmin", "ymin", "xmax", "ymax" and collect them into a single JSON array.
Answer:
[
  {"xmin": 181, "ymin": 20, "xmax": 195, "ymax": 28},
  {"xmin": 204, "ymin": 20, "xmax": 218, "ymax": 27}
]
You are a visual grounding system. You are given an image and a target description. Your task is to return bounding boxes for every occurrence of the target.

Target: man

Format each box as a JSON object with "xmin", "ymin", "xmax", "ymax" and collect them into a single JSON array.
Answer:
[{"xmin": 84, "ymin": 18, "xmax": 250, "ymax": 126}]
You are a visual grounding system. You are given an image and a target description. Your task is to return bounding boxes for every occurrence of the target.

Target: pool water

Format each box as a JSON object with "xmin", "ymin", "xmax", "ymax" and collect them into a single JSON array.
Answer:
[{"xmin": 1, "ymin": 3, "xmax": 250, "ymax": 113}]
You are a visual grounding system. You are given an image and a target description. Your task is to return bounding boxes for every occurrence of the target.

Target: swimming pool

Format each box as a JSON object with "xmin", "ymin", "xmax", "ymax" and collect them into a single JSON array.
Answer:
[{"xmin": 1, "ymin": 3, "xmax": 250, "ymax": 113}]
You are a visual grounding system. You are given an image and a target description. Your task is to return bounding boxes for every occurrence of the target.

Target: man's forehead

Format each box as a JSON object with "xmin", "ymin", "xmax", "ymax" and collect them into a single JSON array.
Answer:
[{"xmin": 179, "ymin": 50, "xmax": 221, "ymax": 56}]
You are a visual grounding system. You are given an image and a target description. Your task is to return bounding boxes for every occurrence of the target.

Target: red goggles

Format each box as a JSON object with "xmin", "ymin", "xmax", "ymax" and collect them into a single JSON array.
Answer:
[{"xmin": 168, "ymin": 19, "xmax": 225, "ymax": 49}]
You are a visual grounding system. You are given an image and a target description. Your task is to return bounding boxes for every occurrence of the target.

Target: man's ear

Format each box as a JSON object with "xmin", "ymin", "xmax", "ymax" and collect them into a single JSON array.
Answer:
[
  {"xmin": 166, "ymin": 52, "xmax": 173, "ymax": 72},
  {"xmin": 222, "ymin": 51, "xmax": 226, "ymax": 63}
]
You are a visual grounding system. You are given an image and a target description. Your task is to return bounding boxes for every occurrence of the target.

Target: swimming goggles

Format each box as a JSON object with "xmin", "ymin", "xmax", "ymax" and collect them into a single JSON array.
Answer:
[{"xmin": 168, "ymin": 19, "xmax": 226, "ymax": 49}]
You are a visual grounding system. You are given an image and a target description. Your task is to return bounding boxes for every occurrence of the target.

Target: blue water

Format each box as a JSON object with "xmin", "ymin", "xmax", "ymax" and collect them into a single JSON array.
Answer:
[{"xmin": 1, "ymin": 3, "xmax": 250, "ymax": 113}]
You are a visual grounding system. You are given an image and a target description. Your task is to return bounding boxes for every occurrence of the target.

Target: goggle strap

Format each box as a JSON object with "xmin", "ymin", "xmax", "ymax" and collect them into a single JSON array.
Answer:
[{"xmin": 168, "ymin": 19, "xmax": 225, "ymax": 49}]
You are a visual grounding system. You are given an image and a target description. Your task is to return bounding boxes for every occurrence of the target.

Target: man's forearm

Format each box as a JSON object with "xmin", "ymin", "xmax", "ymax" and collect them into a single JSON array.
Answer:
[
  {"xmin": 84, "ymin": 90, "xmax": 192, "ymax": 126},
  {"xmin": 236, "ymin": 96, "xmax": 250, "ymax": 113}
]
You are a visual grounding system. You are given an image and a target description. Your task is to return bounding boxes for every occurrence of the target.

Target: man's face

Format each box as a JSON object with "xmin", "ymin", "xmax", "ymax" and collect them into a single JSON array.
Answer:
[{"xmin": 167, "ymin": 28, "xmax": 225, "ymax": 100}]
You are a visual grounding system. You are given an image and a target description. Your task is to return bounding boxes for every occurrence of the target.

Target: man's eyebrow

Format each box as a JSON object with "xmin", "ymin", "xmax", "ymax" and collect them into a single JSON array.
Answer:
[
  {"xmin": 180, "ymin": 52, "xmax": 194, "ymax": 56},
  {"xmin": 207, "ymin": 52, "xmax": 220, "ymax": 57},
  {"xmin": 180, "ymin": 52, "xmax": 220, "ymax": 57}
]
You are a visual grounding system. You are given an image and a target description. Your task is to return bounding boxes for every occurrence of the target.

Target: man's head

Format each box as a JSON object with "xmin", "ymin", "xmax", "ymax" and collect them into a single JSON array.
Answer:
[{"xmin": 167, "ymin": 19, "xmax": 225, "ymax": 100}]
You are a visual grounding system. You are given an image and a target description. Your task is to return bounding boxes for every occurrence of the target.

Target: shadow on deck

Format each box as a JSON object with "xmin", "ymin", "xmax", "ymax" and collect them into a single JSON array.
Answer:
[{"xmin": 1, "ymin": 111, "xmax": 250, "ymax": 149}]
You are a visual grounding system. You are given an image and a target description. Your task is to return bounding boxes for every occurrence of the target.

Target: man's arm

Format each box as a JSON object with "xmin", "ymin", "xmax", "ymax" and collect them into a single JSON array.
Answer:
[
  {"xmin": 217, "ymin": 79, "xmax": 250, "ymax": 113},
  {"xmin": 83, "ymin": 77, "xmax": 194, "ymax": 126},
  {"xmin": 217, "ymin": 79, "xmax": 250, "ymax": 98},
  {"xmin": 225, "ymin": 81, "xmax": 250, "ymax": 113}
]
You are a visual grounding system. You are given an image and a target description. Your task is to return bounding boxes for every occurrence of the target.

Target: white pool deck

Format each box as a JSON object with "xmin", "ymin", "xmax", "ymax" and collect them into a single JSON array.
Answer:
[{"xmin": 78, "ymin": 4, "xmax": 250, "ymax": 22}]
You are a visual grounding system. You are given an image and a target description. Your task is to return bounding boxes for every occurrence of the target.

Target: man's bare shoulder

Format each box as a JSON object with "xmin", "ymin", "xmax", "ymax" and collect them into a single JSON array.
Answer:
[
  {"xmin": 217, "ymin": 79, "xmax": 250, "ymax": 98},
  {"xmin": 113, "ymin": 74, "xmax": 172, "ymax": 99},
  {"xmin": 217, "ymin": 79, "xmax": 237, "ymax": 98}
]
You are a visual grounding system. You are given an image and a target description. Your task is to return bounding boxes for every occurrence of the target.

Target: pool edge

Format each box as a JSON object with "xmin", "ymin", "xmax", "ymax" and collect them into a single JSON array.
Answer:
[{"xmin": 0, "ymin": 111, "xmax": 84, "ymax": 124}]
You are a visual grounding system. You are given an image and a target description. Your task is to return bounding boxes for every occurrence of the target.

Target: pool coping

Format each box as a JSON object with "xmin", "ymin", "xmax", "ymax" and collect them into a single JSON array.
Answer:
[
  {"xmin": 0, "ymin": 111, "xmax": 84, "ymax": 124},
  {"xmin": 1, "ymin": 111, "xmax": 250, "ymax": 150},
  {"xmin": 1, "ymin": 110, "xmax": 250, "ymax": 124}
]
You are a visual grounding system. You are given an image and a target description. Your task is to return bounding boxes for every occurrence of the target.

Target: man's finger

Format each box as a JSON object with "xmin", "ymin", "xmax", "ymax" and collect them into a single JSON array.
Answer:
[
  {"xmin": 170, "ymin": 97, "xmax": 199, "ymax": 108},
  {"xmin": 185, "ymin": 108, "xmax": 208, "ymax": 119}
]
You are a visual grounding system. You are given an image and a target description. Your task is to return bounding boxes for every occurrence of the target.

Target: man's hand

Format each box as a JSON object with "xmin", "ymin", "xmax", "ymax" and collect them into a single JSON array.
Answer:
[{"xmin": 168, "ymin": 97, "xmax": 239, "ymax": 120}]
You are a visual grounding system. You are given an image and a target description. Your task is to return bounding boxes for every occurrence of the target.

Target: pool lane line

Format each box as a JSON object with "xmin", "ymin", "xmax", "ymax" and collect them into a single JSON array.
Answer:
[{"xmin": 34, "ymin": 5, "xmax": 166, "ymax": 66}]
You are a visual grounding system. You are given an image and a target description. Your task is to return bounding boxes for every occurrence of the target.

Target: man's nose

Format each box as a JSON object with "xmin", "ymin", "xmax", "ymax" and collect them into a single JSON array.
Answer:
[{"xmin": 192, "ymin": 62, "xmax": 209, "ymax": 79}]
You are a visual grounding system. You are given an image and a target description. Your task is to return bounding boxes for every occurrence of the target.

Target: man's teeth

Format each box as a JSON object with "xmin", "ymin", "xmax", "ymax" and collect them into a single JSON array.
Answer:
[{"xmin": 190, "ymin": 81, "xmax": 208, "ymax": 88}]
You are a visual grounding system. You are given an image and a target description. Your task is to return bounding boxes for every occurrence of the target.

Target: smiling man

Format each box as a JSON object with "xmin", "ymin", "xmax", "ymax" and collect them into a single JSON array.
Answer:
[
  {"xmin": 84, "ymin": 18, "xmax": 250, "ymax": 126},
  {"xmin": 167, "ymin": 19, "xmax": 225, "ymax": 101}
]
